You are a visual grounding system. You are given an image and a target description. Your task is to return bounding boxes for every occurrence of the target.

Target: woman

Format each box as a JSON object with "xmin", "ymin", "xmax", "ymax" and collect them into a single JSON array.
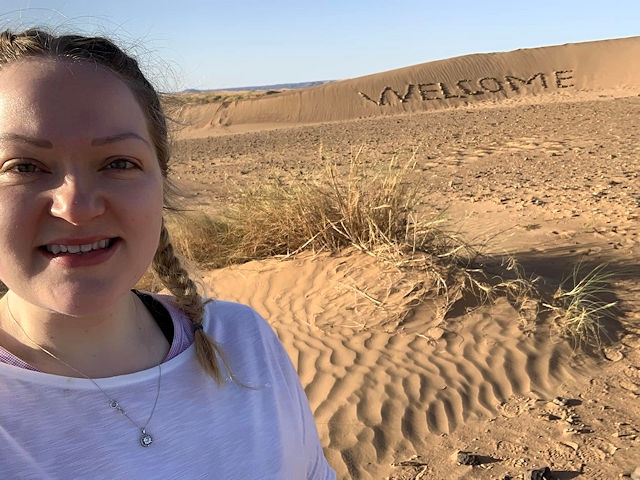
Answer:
[{"xmin": 0, "ymin": 29, "xmax": 335, "ymax": 479}]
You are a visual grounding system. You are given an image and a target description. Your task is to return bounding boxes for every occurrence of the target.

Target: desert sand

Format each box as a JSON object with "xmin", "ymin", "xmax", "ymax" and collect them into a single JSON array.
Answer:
[{"xmin": 169, "ymin": 38, "xmax": 640, "ymax": 479}]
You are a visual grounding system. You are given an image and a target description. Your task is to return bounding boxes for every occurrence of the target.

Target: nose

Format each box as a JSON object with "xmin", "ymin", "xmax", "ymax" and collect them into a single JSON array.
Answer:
[{"xmin": 49, "ymin": 176, "xmax": 106, "ymax": 225}]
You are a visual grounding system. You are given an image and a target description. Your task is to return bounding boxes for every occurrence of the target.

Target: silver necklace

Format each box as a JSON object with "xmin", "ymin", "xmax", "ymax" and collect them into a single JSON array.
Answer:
[{"xmin": 6, "ymin": 301, "xmax": 162, "ymax": 448}]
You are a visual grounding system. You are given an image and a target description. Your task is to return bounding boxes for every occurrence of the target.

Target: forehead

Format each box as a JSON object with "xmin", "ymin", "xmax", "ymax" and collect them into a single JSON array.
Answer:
[{"xmin": 0, "ymin": 58, "xmax": 149, "ymax": 141}]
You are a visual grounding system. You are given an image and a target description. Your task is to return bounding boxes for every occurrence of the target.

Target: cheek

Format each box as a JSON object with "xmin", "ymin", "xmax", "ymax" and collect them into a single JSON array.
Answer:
[
  {"xmin": 0, "ymin": 195, "xmax": 40, "ymax": 285},
  {"xmin": 0, "ymin": 189, "xmax": 39, "ymax": 244},
  {"xmin": 118, "ymin": 170, "xmax": 163, "ymax": 211},
  {"xmin": 125, "ymin": 181, "xmax": 164, "ymax": 242}
]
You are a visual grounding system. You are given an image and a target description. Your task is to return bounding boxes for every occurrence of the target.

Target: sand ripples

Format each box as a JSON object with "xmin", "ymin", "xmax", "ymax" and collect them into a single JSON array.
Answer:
[{"xmin": 204, "ymin": 252, "xmax": 580, "ymax": 478}]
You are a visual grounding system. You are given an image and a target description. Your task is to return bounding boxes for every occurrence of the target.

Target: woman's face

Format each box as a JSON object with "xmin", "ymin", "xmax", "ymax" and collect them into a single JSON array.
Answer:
[{"xmin": 0, "ymin": 58, "xmax": 164, "ymax": 315}]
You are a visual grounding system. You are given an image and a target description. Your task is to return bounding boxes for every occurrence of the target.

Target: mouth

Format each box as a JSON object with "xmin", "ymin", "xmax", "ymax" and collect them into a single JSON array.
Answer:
[{"xmin": 42, "ymin": 238, "xmax": 117, "ymax": 255}]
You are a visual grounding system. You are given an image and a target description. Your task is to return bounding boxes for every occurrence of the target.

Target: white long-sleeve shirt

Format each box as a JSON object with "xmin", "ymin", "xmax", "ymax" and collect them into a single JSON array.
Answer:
[{"xmin": 0, "ymin": 296, "xmax": 335, "ymax": 479}]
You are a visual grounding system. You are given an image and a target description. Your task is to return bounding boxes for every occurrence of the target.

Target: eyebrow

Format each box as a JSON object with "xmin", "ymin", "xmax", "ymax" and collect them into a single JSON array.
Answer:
[
  {"xmin": 0, "ymin": 133, "xmax": 53, "ymax": 148},
  {"xmin": 91, "ymin": 132, "xmax": 151, "ymax": 147},
  {"xmin": 0, "ymin": 132, "xmax": 150, "ymax": 148}
]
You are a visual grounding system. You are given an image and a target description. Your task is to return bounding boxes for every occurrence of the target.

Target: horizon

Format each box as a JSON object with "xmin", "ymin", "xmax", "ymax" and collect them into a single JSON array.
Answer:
[{"xmin": 2, "ymin": 1, "xmax": 638, "ymax": 91}]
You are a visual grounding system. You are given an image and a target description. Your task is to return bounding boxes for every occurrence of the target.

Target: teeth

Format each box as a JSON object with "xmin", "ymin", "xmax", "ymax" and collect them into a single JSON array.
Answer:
[{"xmin": 46, "ymin": 239, "xmax": 111, "ymax": 255}]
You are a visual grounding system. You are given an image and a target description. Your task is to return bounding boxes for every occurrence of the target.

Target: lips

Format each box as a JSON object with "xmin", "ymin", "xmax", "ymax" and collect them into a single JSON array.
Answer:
[{"xmin": 43, "ymin": 238, "xmax": 116, "ymax": 255}]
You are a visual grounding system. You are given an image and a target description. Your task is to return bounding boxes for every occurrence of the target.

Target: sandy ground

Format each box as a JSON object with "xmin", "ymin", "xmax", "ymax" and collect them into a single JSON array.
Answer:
[{"xmin": 169, "ymin": 65, "xmax": 640, "ymax": 478}]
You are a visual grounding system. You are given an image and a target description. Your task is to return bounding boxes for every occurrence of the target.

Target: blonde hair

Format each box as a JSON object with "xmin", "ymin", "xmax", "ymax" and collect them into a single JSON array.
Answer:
[{"xmin": 0, "ymin": 28, "xmax": 227, "ymax": 383}]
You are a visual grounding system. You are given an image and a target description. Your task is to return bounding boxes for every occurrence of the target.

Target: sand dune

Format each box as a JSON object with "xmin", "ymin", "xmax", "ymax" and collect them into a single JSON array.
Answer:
[
  {"xmin": 171, "ymin": 37, "xmax": 640, "ymax": 479},
  {"xmin": 203, "ymin": 253, "xmax": 583, "ymax": 478},
  {"xmin": 176, "ymin": 36, "xmax": 640, "ymax": 137}
]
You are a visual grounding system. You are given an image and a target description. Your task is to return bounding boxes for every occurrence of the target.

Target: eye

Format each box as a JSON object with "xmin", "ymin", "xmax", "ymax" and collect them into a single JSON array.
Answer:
[
  {"xmin": 105, "ymin": 158, "xmax": 138, "ymax": 170},
  {"xmin": 11, "ymin": 163, "xmax": 40, "ymax": 173},
  {"xmin": 0, "ymin": 159, "xmax": 43, "ymax": 174}
]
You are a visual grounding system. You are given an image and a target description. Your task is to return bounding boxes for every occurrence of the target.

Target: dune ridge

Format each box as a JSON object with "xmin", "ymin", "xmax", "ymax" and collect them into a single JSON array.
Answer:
[{"xmin": 177, "ymin": 36, "xmax": 640, "ymax": 136}]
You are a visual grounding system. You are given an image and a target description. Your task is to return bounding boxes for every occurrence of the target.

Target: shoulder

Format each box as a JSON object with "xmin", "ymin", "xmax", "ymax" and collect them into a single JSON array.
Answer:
[
  {"xmin": 199, "ymin": 300, "xmax": 297, "ymax": 392},
  {"xmin": 143, "ymin": 293, "xmax": 286, "ymax": 374},
  {"xmin": 202, "ymin": 300, "xmax": 286, "ymax": 369},
  {"xmin": 203, "ymin": 299, "xmax": 265, "ymax": 325},
  {"xmin": 146, "ymin": 294, "xmax": 268, "ymax": 334},
  {"xmin": 202, "ymin": 299, "xmax": 275, "ymax": 342},
  {"xmin": 149, "ymin": 294, "xmax": 280, "ymax": 356}
]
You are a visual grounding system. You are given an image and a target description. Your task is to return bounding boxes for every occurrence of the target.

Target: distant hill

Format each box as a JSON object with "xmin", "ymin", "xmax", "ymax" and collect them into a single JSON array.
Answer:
[
  {"xmin": 183, "ymin": 80, "xmax": 334, "ymax": 93},
  {"xmin": 176, "ymin": 36, "xmax": 640, "ymax": 138}
]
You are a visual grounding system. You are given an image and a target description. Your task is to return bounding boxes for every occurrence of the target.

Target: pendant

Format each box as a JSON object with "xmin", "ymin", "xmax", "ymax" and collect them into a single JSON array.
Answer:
[{"xmin": 140, "ymin": 429, "xmax": 153, "ymax": 447}]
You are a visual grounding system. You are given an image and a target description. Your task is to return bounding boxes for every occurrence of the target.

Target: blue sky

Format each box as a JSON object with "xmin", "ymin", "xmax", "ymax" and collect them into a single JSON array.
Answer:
[{"xmin": 1, "ymin": 1, "xmax": 638, "ymax": 91}]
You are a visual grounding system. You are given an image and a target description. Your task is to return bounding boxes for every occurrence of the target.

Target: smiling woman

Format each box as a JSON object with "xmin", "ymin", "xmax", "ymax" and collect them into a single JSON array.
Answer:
[
  {"xmin": 0, "ymin": 29, "xmax": 335, "ymax": 479},
  {"xmin": 0, "ymin": 57, "xmax": 164, "ymax": 316}
]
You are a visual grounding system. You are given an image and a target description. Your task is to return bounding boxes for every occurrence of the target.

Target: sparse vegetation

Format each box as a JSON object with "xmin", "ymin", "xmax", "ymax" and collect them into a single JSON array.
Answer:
[
  {"xmin": 153, "ymin": 148, "xmax": 619, "ymax": 350},
  {"xmin": 167, "ymin": 90, "xmax": 279, "ymax": 107},
  {"xmin": 222, "ymin": 147, "xmax": 450, "ymax": 259},
  {"xmin": 545, "ymin": 263, "xmax": 618, "ymax": 349},
  {"xmin": 163, "ymin": 147, "xmax": 478, "ymax": 267},
  {"xmin": 164, "ymin": 213, "xmax": 233, "ymax": 269}
]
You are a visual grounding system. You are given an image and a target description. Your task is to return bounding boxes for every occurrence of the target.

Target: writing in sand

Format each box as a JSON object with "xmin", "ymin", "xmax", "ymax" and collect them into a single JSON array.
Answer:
[{"xmin": 358, "ymin": 69, "xmax": 575, "ymax": 106}]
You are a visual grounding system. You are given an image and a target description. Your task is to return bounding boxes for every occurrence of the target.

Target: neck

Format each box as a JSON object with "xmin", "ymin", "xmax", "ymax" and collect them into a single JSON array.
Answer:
[{"xmin": 0, "ymin": 291, "xmax": 169, "ymax": 377}]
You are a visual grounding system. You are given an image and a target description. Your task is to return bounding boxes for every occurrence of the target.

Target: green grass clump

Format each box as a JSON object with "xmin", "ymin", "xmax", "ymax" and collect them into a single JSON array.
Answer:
[{"xmin": 545, "ymin": 263, "xmax": 618, "ymax": 349}]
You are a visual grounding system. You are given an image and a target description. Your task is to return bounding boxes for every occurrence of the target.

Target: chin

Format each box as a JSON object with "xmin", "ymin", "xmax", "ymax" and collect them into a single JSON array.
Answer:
[{"xmin": 27, "ymin": 280, "xmax": 139, "ymax": 317}]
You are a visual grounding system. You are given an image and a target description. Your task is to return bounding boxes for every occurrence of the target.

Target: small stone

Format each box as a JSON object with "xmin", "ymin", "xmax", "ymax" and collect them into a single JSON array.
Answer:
[
  {"xmin": 542, "ymin": 413, "xmax": 561, "ymax": 421},
  {"xmin": 625, "ymin": 366, "xmax": 640, "ymax": 382},
  {"xmin": 631, "ymin": 465, "xmax": 640, "ymax": 480},
  {"xmin": 560, "ymin": 441, "xmax": 579, "ymax": 451},
  {"xmin": 620, "ymin": 379, "xmax": 640, "ymax": 395},
  {"xmin": 526, "ymin": 466, "xmax": 555, "ymax": 480},
  {"xmin": 565, "ymin": 415, "xmax": 576, "ymax": 424},
  {"xmin": 456, "ymin": 451, "xmax": 480, "ymax": 466},
  {"xmin": 603, "ymin": 347, "xmax": 624, "ymax": 362}
]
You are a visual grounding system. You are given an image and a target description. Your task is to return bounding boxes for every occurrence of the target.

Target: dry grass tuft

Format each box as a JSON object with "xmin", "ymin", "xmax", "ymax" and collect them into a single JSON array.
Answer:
[
  {"xmin": 164, "ymin": 213, "xmax": 235, "ymax": 269},
  {"xmin": 222, "ymin": 147, "xmax": 429, "ymax": 259},
  {"xmin": 163, "ymin": 149, "xmax": 530, "ymax": 323},
  {"xmin": 544, "ymin": 263, "xmax": 618, "ymax": 349},
  {"xmin": 152, "ymin": 148, "xmax": 619, "ymax": 349}
]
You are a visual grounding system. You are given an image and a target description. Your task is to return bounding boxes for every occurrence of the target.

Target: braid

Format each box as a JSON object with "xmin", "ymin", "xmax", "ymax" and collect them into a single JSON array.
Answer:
[{"xmin": 153, "ymin": 222, "xmax": 227, "ymax": 384}]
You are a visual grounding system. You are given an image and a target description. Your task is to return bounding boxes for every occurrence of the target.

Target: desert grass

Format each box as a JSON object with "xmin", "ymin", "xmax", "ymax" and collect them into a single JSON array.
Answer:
[
  {"xmin": 544, "ymin": 263, "xmax": 618, "ymax": 349},
  {"xmin": 135, "ymin": 213, "xmax": 234, "ymax": 292},
  {"xmin": 222, "ymin": 147, "xmax": 455, "ymax": 259},
  {"xmin": 164, "ymin": 213, "xmax": 234, "ymax": 269},
  {"xmin": 148, "ymin": 148, "xmax": 617, "ymax": 348},
  {"xmin": 160, "ymin": 151, "xmax": 513, "ymax": 307}
]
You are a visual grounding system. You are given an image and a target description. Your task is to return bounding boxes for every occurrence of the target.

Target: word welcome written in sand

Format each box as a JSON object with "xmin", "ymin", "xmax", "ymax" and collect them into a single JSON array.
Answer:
[{"xmin": 358, "ymin": 70, "xmax": 574, "ymax": 106}]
